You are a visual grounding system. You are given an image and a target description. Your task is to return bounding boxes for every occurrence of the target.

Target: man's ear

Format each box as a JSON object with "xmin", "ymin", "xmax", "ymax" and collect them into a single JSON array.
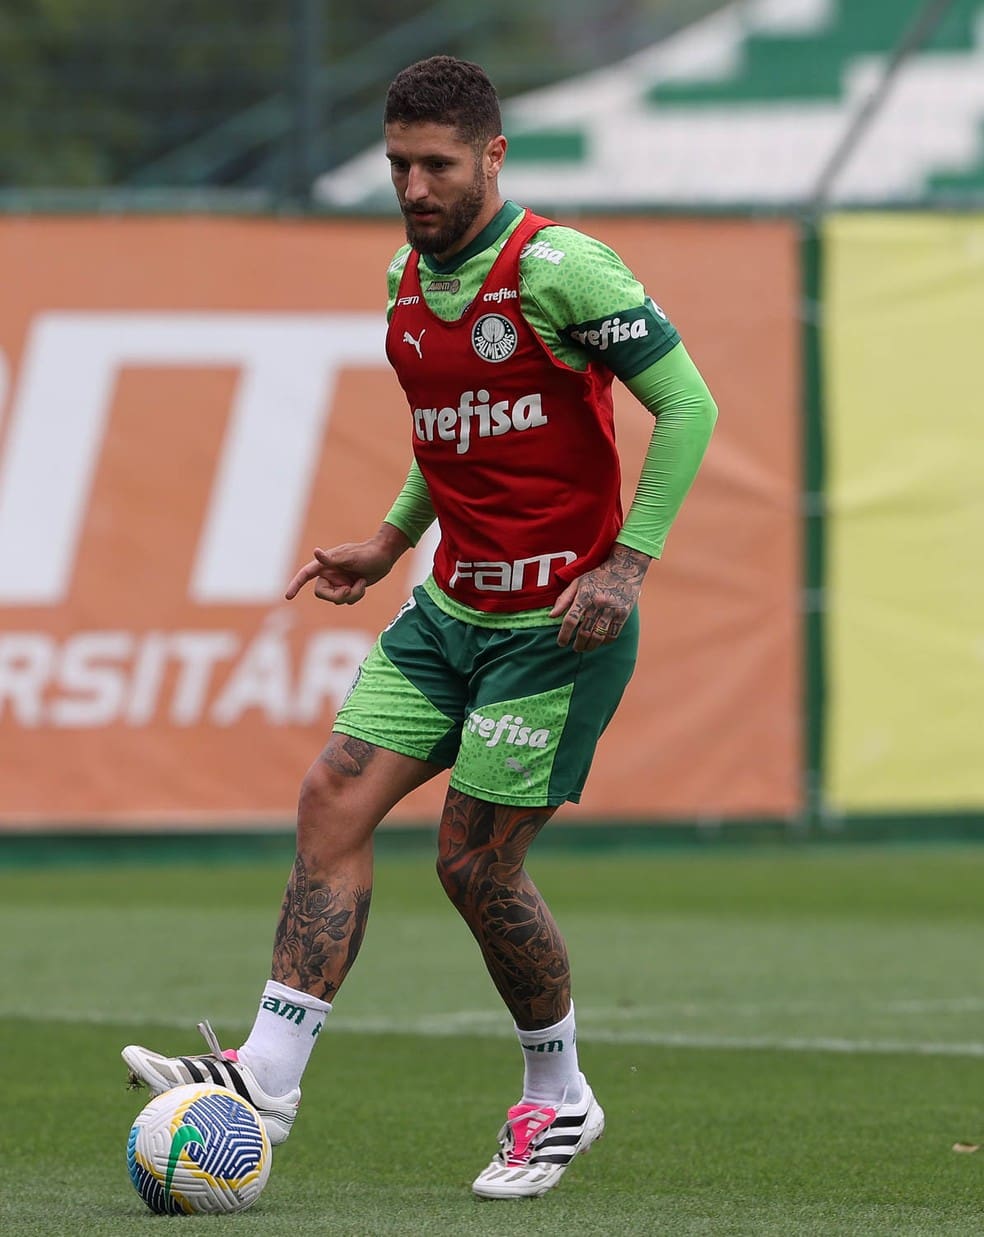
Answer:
[{"xmin": 485, "ymin": 134, "xmax": 507, "ymax": 178}]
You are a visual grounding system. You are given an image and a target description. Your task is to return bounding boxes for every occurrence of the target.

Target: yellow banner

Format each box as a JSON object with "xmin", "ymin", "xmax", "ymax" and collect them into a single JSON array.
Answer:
[{"xmin": 824, "ymin": 213, "xmax": 984, "ymax": 811}]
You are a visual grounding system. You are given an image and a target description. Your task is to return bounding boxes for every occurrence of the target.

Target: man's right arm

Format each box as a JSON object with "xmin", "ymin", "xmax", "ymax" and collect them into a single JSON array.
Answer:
[
  {"xmin": 383, "ymin": 457, "xmax": 436, "ymax": 546},
  {"xmin": 284, "ymin": 461, "xmax": 435, "ymax": 605}
]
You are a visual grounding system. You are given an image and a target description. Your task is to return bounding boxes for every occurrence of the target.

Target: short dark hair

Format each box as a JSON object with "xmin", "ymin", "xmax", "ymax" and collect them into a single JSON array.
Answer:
[{"xmin": 384, "ymin": 56, "xmax": 502, "ymax": 147}]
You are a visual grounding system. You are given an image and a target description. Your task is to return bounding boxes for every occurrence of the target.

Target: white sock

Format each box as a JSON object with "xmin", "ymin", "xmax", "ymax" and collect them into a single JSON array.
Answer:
[
  {"xmin": 516, "ymin": 1003, "xmax": 583, "ymax": 1107},
  {"xmin": 236, "ymin": 980, "xmax": 332, "ymax": 1097}
]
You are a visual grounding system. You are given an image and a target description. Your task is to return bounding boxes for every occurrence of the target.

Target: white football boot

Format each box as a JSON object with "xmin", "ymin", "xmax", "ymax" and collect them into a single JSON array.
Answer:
[
  {"xmin": 122, "ymin": 1020, "xmax": 300, "ymax": 1146},
  {"xmin": 472, "ymin": 1075, "xmax": 605, "ymax": 1199}
]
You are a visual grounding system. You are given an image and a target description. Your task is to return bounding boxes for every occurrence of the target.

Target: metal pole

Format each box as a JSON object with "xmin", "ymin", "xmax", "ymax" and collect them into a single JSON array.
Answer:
[
  {"xmin": 288, "ymin": 0, "xmax": 323, "ymax": 206},
  {"xmin": 809, "ymin": 0, "xmax": 955, "ymax": 211}
]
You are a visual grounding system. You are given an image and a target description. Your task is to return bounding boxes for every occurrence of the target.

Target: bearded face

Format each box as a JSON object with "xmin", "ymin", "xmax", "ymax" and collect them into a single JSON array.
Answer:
[
  {"xmin": 400, "ymin": 156, "xmax": 487, "ymax": 257},
  {"xmin": 385, "ymin": 121, "xmax": 502, "ymax": 262}
]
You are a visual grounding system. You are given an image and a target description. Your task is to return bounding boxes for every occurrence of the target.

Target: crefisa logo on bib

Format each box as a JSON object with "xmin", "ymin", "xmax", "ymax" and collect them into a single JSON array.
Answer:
[{"xmin": 472, "ymin": 313, "xmax": 518, "ymax": 363}]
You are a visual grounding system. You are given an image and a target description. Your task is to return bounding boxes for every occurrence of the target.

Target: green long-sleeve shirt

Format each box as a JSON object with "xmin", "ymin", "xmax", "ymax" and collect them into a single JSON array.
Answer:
[{"xmin": 383, "ymin": 200, "xmax": 717, "ymax": 597}]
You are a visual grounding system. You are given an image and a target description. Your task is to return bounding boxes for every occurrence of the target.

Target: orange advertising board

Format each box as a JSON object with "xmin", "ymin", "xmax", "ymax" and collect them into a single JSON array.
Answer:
[{"xmin": 0, "ymin": 216, "xmax": 801, "ymax": 826}]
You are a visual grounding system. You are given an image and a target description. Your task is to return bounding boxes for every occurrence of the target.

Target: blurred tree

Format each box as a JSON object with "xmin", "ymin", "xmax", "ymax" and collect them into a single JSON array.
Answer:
[
  {"xmin": 0, "ymin": 0, "xmax": 291, "ymax": 186},
  {"xmin": 0, "ymin": 0, "xmax": 717, "ymax": 191}
]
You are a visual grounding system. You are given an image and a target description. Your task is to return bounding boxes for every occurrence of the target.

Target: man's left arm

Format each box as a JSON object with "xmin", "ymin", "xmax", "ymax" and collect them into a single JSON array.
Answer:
[
  {"xmin": 519, "ymin": 226, "xmax": 717, "ymax": 649},
  {"xmin": 552, "ymin": 342, "xmax": 717, "ymax": 650},
  {"xmin": 617, "ymin": 341, "xmax": 718, "ymax": 560}
]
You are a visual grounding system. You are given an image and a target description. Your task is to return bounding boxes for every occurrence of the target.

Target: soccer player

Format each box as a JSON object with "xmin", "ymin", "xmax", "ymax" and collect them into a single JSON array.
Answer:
[{"xmin": 123, "ymin": 55, "xmax": 718, "ymax": 1199}]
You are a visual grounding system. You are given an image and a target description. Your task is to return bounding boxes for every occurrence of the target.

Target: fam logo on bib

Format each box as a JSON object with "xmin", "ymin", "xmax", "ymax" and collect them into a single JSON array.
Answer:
[{"xmin": 472, "ymin": 313, "xmax": 518, "ymax": 363}]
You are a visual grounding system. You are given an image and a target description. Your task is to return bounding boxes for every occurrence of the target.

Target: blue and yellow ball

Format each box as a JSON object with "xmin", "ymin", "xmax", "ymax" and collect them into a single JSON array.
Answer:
[{"xmin": 127, "ymin": 1082, "xmax": 271, "ymax": 1214}]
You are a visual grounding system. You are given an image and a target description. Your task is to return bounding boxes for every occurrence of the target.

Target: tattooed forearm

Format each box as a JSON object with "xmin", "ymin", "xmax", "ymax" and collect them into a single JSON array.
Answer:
[
  {"xmin": 581, "ymin": 546, "xmax": 649, "ymax": 623},
  {"xmin": 609, "ymin": 542, "xmax": 651, "ymax": 579},
  {"xmin": 437, "ymin": 789, "xmax": 569, "ymax": 1029},
  {"xmin": 272, "ymin": 855, "xmax": 372, "ymax": 1000}
]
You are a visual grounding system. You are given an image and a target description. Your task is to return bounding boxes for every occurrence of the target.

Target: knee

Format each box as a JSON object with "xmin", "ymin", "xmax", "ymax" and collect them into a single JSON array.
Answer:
[
  {"xmin": 435, "ymin": 848, "xmax": 470, "ymax": 905},
  {"xmin": 435, "ymin": 849, "xmax": 456, "ymax": 899},
  {"xmin": 296, "ymin": 758, "xmax": 372, "ymax": 856},
  {"xmin": 436, "ymin": 844, "xmax": 501, "ymax": 908},
  {"xmin": 298, "ymin": 757, "xmax": 342, "ymax": 821}
]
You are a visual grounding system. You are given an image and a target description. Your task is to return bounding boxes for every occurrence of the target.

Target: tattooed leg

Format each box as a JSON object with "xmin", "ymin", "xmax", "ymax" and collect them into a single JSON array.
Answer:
[
  {"xmin": 436, "ymin": 787, "xmax": 568, "ymax": 1030},
  {"xmin": 272, "ymin": 732, "xmax": 439, "ymax": 1000},
  {"xmin": 271, "ymin": 857, "xmax": 372, "ymax": 1000}
]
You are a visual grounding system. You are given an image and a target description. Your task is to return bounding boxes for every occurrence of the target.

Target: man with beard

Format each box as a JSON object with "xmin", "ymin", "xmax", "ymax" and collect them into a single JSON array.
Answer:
[{"xmin": 123, "ymin": 56, "xmax": 718, "ymax": 1200}]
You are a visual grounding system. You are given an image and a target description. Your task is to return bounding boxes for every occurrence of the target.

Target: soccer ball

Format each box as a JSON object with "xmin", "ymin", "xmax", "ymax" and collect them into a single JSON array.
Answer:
[{"xmin": 126, "ymin": 1083, "xmax": 272, "ymax": 1214}]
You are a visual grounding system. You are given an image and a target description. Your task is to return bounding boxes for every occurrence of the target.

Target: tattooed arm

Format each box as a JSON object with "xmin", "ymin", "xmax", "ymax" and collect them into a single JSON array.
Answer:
[{"xmin": 551, "ymin": 543, "xmax": 650, "ymax": 654}]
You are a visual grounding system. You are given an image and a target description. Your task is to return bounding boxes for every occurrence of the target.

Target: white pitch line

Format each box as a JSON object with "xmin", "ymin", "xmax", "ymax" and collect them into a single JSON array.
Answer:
[
  {"xmin": 7, "ymin": 1007, "xmax": 984, "ymax": 1058},
  {"xmin": 580, "ymin": 1030, "xmax": 984, "ymax": 1057},
  {"xmin": 582, "ymin": 997, "xmax": 984, "ymax": 1018}
]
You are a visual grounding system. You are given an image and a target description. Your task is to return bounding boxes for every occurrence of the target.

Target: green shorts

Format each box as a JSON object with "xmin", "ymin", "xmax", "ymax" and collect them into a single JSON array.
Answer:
[{"xmin": 334, "ymin": 585, "xmax": 639, "ymax": 807}]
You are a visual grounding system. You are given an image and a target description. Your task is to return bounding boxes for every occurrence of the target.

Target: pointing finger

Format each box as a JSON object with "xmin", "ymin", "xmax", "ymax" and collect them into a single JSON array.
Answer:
[{"xmin": 284, "ymin": 559, "xmax": 320, "ymax": 600}]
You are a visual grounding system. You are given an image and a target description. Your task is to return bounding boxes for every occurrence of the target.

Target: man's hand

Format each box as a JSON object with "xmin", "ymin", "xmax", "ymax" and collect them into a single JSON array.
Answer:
[
  {"xmin": 551, "ymin": 544, "xmax": 651, "ymax": 652},
  {"xmin": 285, "ymin": 525, "xmax": 411, "ymax": 605}
]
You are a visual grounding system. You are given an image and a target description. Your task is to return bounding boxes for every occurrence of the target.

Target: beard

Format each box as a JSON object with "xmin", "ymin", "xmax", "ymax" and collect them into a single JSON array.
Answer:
[{"xmin": 402, "ymin": 164, "xmax": 486, "ymax": 257}]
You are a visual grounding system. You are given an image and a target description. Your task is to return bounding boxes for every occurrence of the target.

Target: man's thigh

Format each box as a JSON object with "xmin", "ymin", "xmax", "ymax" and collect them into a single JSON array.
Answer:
[
  {"xmin": 332, "ymin": 590, "xmax": 469, "ymax": 767},
  {"xmin": 334, "ymin": 589, "xmax": 640, "ymax": 807},
  {"xmin": 450, "ymin": 609, "xmax": 640, "ymax": 808}
]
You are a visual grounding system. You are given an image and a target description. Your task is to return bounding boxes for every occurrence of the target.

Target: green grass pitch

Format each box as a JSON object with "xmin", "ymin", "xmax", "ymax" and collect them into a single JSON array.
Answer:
[{"xmin": 2, "ymin": 840, "xmax": 984, "ymax": 1235}]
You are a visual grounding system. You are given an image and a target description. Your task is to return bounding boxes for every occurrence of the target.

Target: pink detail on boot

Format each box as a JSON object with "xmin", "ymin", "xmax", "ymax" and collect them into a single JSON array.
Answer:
[
  {"xmin": 504, "ymin": 1103, "xmax": 557, "ymax": 1166},
  {"xmin": 222, "ymin": 1048, "xmax": 239, "ymax": 1062}
]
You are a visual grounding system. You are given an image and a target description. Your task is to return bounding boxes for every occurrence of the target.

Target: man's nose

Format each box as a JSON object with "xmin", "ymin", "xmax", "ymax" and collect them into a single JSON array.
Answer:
[{"xmin": 405, "ymin": 167, "xmax": 429, "ymax": 202}]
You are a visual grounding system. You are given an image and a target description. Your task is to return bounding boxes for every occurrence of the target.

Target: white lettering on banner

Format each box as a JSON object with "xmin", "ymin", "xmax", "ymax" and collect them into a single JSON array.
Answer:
[
  {"xmin": 0, "ymin": 627, "xmax": 371, "ymax": 728},
  {"xmin": 0, "ymin": 312, "xmax": 387, "ymax": 604},
  {"xmin": 49, "ymin": 631, "xmax": 133, "ymax": 727},
  {"xmin": 211, "ymin": 613, "xmax": 292, "ymax": 726},
  {"xmin": 125, "ymin": 633, "xmax": 170, "ymax": 726},
  {"xmin": 413, "ymin": 388, "xmax": 547, "ymax": 456},
  {"xmin": 169, "ymin": 632, "xmax": 241, "ymax": 726},
  {"xmin": 450, "ymin": 550, "xmax": 577, "ymax": 592},
  {"xmin": 0, "ymin": 634, "xmax": 54, "ymax": 726}
]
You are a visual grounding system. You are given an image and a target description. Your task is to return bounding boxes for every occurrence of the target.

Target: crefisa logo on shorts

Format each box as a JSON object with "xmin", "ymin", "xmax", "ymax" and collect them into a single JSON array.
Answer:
[
  {"xmin": 465, "ymin": 710, "xmax": 551, "ymax": 749},
  {"xmin": 472, "ymin": 313, "xmax": 518, "ymax": 363}
]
